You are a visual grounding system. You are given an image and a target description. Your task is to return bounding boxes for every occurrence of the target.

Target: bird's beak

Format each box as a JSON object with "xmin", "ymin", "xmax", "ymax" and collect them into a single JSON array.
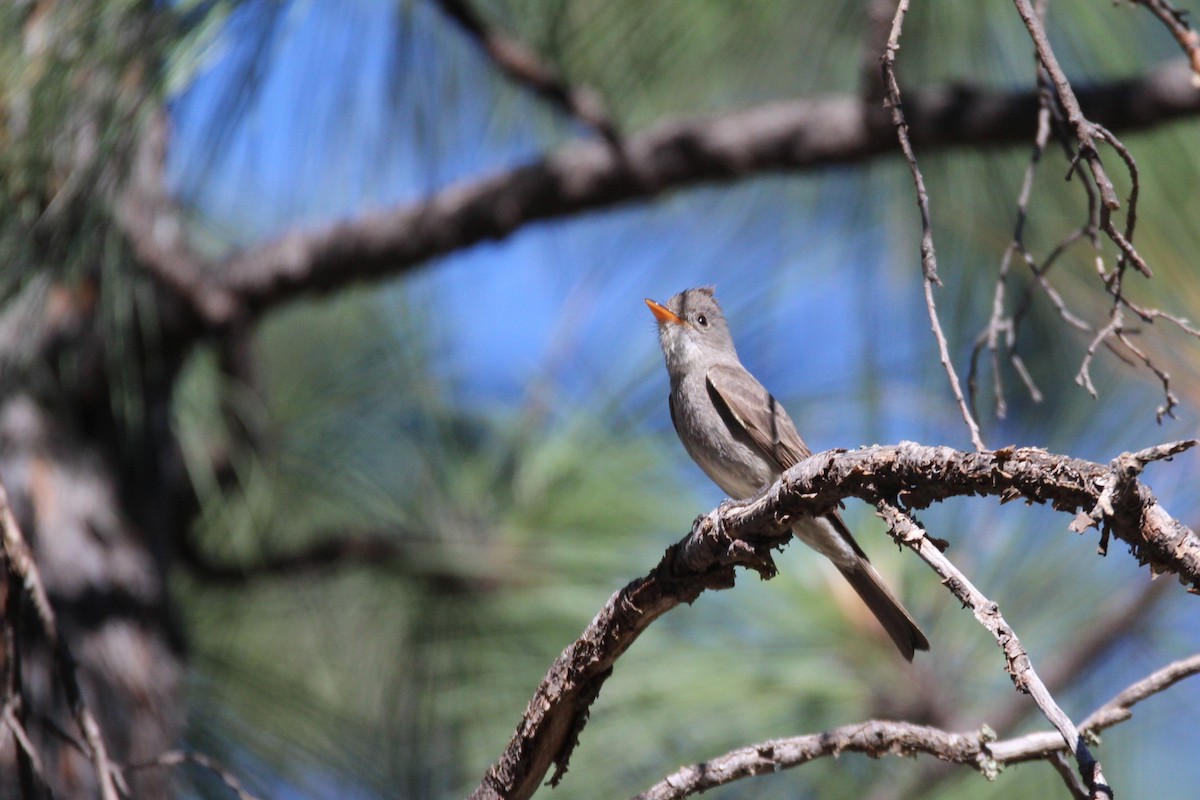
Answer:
[{"xmin": 645, "ymin": 298, "xmax": 684, "ymax": 326}]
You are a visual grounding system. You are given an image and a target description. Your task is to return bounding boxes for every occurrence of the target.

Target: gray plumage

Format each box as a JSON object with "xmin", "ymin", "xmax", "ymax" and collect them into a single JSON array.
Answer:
[{"xmin": 646, "ymin": 286, "xmax": 929, "ymax": 660}]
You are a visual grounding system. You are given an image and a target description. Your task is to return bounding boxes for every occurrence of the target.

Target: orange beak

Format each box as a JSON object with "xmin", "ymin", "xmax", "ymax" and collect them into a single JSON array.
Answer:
[{"xmin": 644, "ymin": 298, "xmax": 684, "ymax": 325}]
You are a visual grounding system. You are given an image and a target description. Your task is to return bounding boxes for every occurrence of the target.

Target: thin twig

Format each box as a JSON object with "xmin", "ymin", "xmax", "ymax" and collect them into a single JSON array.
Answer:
[
  {"xmin": 881, "ymin": 0, "xmax": 986, "ymax": 451},
  {"xmin": 1092, "ymin": 123, "xmax": 1146, "ymax": 276},
  {"xmin": 1132, "ymin": 0, "xmax": 1200, "ymax": 76},
  {"xmin": 1013, "ymin": 0, "xmax": 1121, "ymax": 212},
  {"xmin": 1045, "ymin": 751, "xmax": 1090, "ymax": 799},
  {"xmin": 1076, "ymin": 307, "xmax": 1122, "ymax": 397},
  {"xmin": 1114, "ymin": 330, "xmax": 1179, "ymax": 421},
  {"xmin": 632, "ymin": 720, "xmax": 992, "ymax": 800},
  {"xmin": 1009, "ymin": 0, "xmax": 1193, "ymax": 425},
  {"xmin": 876, "ymin": 579, "xmax": 1172, "ymax": 800},
  {"xmin": 1080, "ymin": 652, "xmax": 1200, "ymax": 728},
  {"xmin": 970, "ymin": 64, "xmax": 1055, "ymax": 418},
  {"xmin": 1010, "ymin": 228, "xmax": 1094, "ymax": 332}
]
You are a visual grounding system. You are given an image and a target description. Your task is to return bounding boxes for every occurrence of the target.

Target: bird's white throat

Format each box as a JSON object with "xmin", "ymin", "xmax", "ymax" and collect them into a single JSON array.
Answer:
[{"xmin": 657, "ymin": 324, "xmax": 709, "ymax": 379}]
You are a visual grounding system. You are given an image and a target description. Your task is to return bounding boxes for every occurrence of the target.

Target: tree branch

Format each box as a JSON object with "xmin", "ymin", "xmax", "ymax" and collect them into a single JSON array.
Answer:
[
  {"xmin": 634, "ymin": 720, "xmax": 991, "ymax": 800},
  {"xmin": 1133, "ymin": 0, "xmax": 1200, "ymax": 76},
  {"xmin": 124, "ymin": 60, "xmax": 1200, "ymax": 326},
  {"xmin": 988, "ymin": 653, "xmax": 1200, "ymax": 764},
  {"xmin": 879, "ymin": 578, "xmax": 1171, "ymax": 800},
  {"xmin": 633, "ymin": 653, "xmax": 1200, "ymax": 800},
  {"xmin": 470, "ymin": 441, "xmax": 1200, "ymax": 800}
]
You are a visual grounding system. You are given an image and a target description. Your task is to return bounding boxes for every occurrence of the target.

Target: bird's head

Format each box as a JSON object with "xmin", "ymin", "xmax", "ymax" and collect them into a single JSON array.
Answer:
[{"xmin": 645, "ymin": 286, "xmax": 737, "ymax": 378}]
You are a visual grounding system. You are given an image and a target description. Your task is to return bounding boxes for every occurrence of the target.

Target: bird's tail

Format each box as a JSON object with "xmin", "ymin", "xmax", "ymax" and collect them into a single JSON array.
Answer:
[{"xmin": 837, "ymin": 559, "xmax": 930, "ymax": 661}]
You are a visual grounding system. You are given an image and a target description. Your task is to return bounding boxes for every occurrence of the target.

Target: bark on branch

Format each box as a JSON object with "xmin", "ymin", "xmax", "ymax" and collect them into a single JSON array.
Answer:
[
  {"xmin": 125, "ymin": 61, "xmax": 1200, "ymax": 326},
  {"xmin": 470, "ymin": 441, "xmax": 1200, "ymax": 800}
]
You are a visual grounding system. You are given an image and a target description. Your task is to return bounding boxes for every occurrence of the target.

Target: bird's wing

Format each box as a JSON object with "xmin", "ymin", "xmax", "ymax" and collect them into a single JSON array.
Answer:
[
  {"xmin": 704, "ymin": 362, "xmax": 811, "ymax": 470},
  {"xmin": 708, "ymin": 363, "xmax": 870, "ymax": 560}
]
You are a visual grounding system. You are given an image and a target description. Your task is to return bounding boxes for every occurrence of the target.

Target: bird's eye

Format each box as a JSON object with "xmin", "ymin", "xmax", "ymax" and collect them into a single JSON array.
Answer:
[{"xmin": 696, "ymin": 314, "xmax": 708, "ymax": 327}]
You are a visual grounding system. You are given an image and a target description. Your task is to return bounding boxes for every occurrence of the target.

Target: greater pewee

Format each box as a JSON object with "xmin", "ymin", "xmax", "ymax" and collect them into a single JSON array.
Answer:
[{"xmin": 646, "ymin": 286, "xmax": 929, "ymax": 660}]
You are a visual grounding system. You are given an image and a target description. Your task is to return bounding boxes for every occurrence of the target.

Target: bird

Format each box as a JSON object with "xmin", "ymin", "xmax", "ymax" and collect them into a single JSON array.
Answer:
[{"xmin": 645, "ymin": 286, "xmax": 929, "ymax": 660}]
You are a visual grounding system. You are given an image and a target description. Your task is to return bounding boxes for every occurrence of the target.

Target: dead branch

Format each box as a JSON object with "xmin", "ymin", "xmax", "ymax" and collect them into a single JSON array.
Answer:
[
  {"xmin": 878, "ymin": 579, "xmax": 1171, "ymax": 800},
  {"xmin": 988, "ymin": 653, "xmax": 1200, "ymax": 763},
  {"xmin": 633, "ymin": 720, "xmax": 990, "ymax": 800},
  {"xmin": 961, "ymin": 1, "xmax": 1197, "ymax": 423},
  {"xmin": 470, "ymin": 441, "xmax": 1200, "ymax": 800},
  {"xmin": 634, "ymin": 653, "xmax": 1200, "ymax": 800},
  {"xmin": 1013, "ymin": 0, "xmax": 1126, "ymax": 220},
  {"xmin": 999, "ymin": 0, "xmax": 1198, "ymax": 421},
  {"xmin": 876, "ymin": 502, "xmax": 1109, "ymax": 797}
]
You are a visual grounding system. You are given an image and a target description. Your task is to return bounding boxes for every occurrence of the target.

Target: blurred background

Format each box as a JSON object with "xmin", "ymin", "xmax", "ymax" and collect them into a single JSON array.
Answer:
[{"xmin": 3, "ymin": 0, "xmax": 1200, "ymax": 798}]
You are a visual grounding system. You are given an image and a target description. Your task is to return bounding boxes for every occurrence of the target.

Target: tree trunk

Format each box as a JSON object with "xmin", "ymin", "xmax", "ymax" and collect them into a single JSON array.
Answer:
[{"xmin": 1, "ymin": 390, "xmax": 185, "ymax": 799}]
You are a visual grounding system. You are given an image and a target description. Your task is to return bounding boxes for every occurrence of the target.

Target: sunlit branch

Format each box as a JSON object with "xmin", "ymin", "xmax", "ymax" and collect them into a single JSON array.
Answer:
[
  {"xmin": 876, "ymin": 502, "xmax": 1109, "ymax": 798},
  {"xmin": 989, "ymin": 653, "xmax": 1200, "ymax": 763}
]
